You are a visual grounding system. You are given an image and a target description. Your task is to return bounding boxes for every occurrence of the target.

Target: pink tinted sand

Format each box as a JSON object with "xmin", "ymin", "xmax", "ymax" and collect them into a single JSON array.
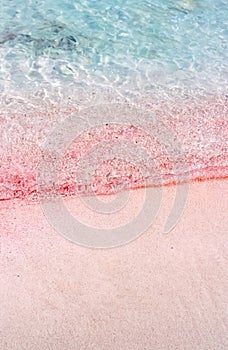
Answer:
[
  {"xmin": 1, "ymin": 94, "xmax": 227, "ymax": 200},
  {"xmin": 0, "ymin": 179, "xmax": 227, "ymax": 349}
]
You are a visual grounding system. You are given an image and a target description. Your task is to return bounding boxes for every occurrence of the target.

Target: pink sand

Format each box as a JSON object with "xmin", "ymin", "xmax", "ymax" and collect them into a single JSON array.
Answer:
[
  {"xmin": 1, "ymin": 95, "xmax": 227, "ymax": 200},
  {"xmin": 0, "ymin": 179, "xmax": 227, "ymax": 349}
]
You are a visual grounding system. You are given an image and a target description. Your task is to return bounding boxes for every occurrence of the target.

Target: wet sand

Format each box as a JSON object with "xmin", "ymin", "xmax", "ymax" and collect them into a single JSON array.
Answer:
[{"xmin": 0, "ymin": 179, "xmax": 227, "ymax": 349}]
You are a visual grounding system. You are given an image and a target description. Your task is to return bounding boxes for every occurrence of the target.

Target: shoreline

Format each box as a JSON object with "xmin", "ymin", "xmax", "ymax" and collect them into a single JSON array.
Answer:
[
  {"xmin": 0, "ymin": 168, "xmax": 227, "ymax": 203},
  {"xmin": 1, "ymin": 94, "xmax": 227, "ymax": 201}
]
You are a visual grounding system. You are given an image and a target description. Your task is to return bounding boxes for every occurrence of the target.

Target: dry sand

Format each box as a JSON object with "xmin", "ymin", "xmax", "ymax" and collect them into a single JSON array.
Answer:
[{"xmin": 0, "ymin": 179, "xmax": 227, "ymax": 349}]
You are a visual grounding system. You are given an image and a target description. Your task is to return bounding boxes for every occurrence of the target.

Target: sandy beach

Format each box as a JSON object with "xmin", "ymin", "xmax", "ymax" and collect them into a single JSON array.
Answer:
[
  {"xmin": 1, "ymin": 1, "xmax": 227, "ymax": 349},
  {"xmin": 0, "ymin": 178, "xmax": 227, "ymax": 349}
]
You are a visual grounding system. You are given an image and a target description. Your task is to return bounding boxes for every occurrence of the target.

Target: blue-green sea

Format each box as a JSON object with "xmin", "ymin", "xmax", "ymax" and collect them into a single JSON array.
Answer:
[{"xmin": 0, "ymin": 0, "xmax": 227, "ymax": 105}]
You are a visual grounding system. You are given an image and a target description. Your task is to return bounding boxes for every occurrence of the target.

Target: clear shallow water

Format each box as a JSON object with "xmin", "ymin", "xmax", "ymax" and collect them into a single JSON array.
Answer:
[
  {"xmin": 0, "ymin": 0, "xmax": 227, "ymax": 200},
  {"xmin": 0, "ymin": 0, "xmax": 227, "ymax": 101}
]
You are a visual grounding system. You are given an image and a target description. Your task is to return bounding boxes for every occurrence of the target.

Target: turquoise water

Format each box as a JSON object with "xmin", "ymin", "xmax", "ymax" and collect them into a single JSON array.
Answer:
[
  {"xmin": 0, "ymin": 0, "xmax": 227, "ymax": 200},
  {"xmin": 0, "ymin": 0, "xmax": 227, "ymax": 102}
]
